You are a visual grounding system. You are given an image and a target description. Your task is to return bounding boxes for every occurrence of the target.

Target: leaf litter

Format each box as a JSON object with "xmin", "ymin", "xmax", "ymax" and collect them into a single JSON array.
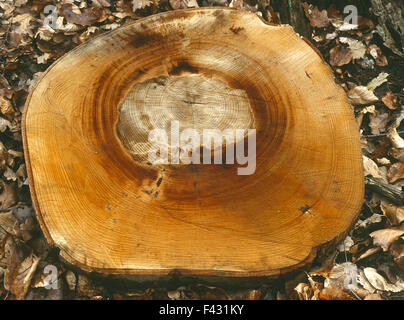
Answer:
[{"xmin": 0, "ymin": 0, "xmax": 404, "ymax": 300}]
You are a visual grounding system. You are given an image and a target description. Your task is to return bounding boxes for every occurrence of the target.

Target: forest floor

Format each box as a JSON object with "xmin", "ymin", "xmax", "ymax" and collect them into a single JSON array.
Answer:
[{"xmin": 0, "ymin": 0, "xmax": 403, "ymax": 300}]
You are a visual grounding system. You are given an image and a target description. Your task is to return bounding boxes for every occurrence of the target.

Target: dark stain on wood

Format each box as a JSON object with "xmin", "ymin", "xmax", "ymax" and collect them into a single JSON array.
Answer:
[
  {"xmin": 168, "ymin": 60, "xmax": 198, "ymax": 75},
  {"xmin": 230, "ymin": 26, "xmax": 244, "ymax": 34}
]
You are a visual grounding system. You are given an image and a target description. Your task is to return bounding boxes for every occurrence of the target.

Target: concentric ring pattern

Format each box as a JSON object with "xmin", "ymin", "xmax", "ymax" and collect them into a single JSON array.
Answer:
[{"xmin": 23, "ymin": 8, "xmax": 364, "ymax": 276}]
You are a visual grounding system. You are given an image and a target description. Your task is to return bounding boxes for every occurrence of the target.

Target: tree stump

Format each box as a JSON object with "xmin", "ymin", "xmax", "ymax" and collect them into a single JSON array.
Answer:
[{"xmin": 23, "ymin": 8, "xmax": 364, "ymax": 277}]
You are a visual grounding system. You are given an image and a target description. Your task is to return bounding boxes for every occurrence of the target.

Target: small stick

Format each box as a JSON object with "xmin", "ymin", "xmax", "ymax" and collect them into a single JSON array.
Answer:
[
  {"xmin": 365, "ymin": 176, "xmax": 404, "ymax": 205},
  {"xmin": 364, "ymin": 130, "xmax": 404, "ymax": 138}
]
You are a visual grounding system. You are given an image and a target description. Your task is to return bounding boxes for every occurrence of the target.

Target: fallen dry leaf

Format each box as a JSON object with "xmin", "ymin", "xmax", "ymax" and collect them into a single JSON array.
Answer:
[
  {"xmin": 354, "ymin": 247, "xmax": 381, "ymax": 262},
  {"xmin": 133, "ymin": 0, "xmax": 153, "ymax": 11},
  {"xmin": 337, "ymin": 236, "xmax": 354, "ymax": 252},
  {"xmin": 339, "ymin": 37, "xmax": 366, "ymax": 60},
  {"xmin": 390, "ymin": 242, "xmax": 404, "ymax": 270},
  {"xmin": 169, "ymin": 0, "xmax": 199, "ymax": 9},
  {"xmin": 387, "ymin": 112, "xmax": 404, "ymax": 149},
  {"xmin": 1, "ymin": 234, "xmax": 40, "ymax": 299},
  {"xmin": 368, "ymin": 44, "xmax": 388, "ymax": 67},
  {"xmin": 363, "ymin": 155, "xmax": 386, "ymax": 180},
  {"xmin": 302, "ymin": 3, "xmax": 330, "ymax": 28},
  {"xmin": 320, "ymin": 285, "xmax": 354, "ymax": 300},
  {"xmin": 295, "ymin": 282, "xmax": 320, "ymax": 300},
  {"xmin": 369, "ymin": 109, "xmax": 389, "ymax": 135},
  {"xmin": 388, "ymin": 162, "xmax": 404, "ymax": 183},
  {"xmin": 92, "ymin": 0, "xmax": 111, "ymax": 7},
  {"xmin": 388, "ymin": 129, "xmax": 404, "ymax": 149},
  {"xmin": 348, "ymin": 86, "xmax": 378, "ymax": 105},
  {"xmin": 370, "ymin": 228, "xmax": 404, "ymax": 251},
  {"xmin": 380, "ymin": 201, "xmax": 404, "ymax": 225},
  {"xmin": 377, "ymin": 157, "xmax": 391, "ymax": 166},
  {"xmin": 7, "ymin": 253, "xmax": 41, "ymax": 299},
  {"xmin": 329, "ymin": 46, "xmax": 353, "ymax": 67},
  {"xmin": 363, "ymin": 267, "xmax": 404, "ymax": 292},
  {"xmin": 0, "ymin": 118, "xmax": 12, "ymax": 132},
  {"xmin": 367, "ymin": 73, "xmax": 389, "ymax": 92},
  {"xmin": 355, "ymin": 214, "xmax": 383, "ymax": 230},
  {"xmin": 357, "ymin": 269, "xmax": 377, "ymax": 293},
  {"xmin": 0, "ymin": 96, "xmax": 14, "ymax": 117},
  {"xmin": 246, "ymin": 289, "xmax": 262, "ymax": 300},
  {"xmin": 390, "ymin": 148, "xmax": 404, "ymax": 162},
  {"xmin": 382, "ymin": 91, "xmax": 398, "ymax": 110},
  {"xmin": 65, "ymin": 270, "xmax": 77, "ymax": 291},
  {"xmin": 325, "ymin": 262, "xmax": 357, "ymax": 290},
  {"xmin": 9, "ymin": 13, "xmax": 36, "ymax": 47},
  {"xmin": 364, "ymin": 293, "xmax": 384, "ymax": 300},
  {"xmin": 0, "ymin": 211, "xmax": 17, "ymax": 242},
  {"xmin": 0, "ymin": 181, "xmax": 17, "ymax": 210},
  {"xmin": 60, "ymin": 3, "xmax": 106, "ymax": 26},
  {"xmin": 229, "ymin": 0, "xmax": 243, "ymax": 10}
]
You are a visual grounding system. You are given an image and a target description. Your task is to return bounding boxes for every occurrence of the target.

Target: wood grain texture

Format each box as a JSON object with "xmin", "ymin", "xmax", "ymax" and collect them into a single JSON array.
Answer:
[{"xmin": 23, "ymin": 8, "xmax": 364, "ymax": 276}]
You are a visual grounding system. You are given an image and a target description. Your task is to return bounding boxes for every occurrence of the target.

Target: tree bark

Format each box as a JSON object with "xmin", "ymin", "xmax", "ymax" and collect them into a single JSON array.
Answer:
[
  {"xmin": 271, "ymin": 0, "xmax": 311, "ymax": 39},
  {"xmin": 371, "ymin": 0, "xmax": 404, "ymax": 57},
  {"xmin": 365, "ymin": 177, "xmax": 404, "ymax": 205}
]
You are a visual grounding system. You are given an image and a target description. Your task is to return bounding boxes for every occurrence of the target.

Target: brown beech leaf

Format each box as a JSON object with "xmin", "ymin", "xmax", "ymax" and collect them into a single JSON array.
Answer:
[
  {"xmin": 388, "ymin": 162, "xmax": 404, "ymax": 183},
  {"xmin": 0, "ymin": 95, "xmax": 14, "ymax": 117},
  {"xmin": 354, "ymin": 247, "xmax": 381, "ymax": 262},
  {"xmin": 7, "ymin": 253, "xmax": 41, "ymax": 299},
  {"xmin": 92, "ymin": 0, "xmax": 111, "ymax": 7},
  {"xmin": 382, "ymin": 91, "xmax": 398, "ymax": 110},
  {"xmin": 370, "ymin": 228, "xmax": 404, "ymax": 251},
  {"xmin": 390, "ymin": 242, "xmax": 404, "ymax": 270},
  {"xmin": 368, "ymin": 44, "xmax": 388, "ymax": 67},
  {"xmin": 363, "ymin": 267, "xmax": 404, "ymax": 292},
  {"xmin": 132, "ymin": 0, "xmax": 153, "ymax": 11},
  {"xmin": 302, "ymin": 3, "xmax": 330, "ymax": 28},
  {"xmin": 348, "ymin": 86, "xmax": 378, "ymax": 105},
  {"xmin": 0, "ymin": 181, "xmax": 17, "ymax": 210},
  {"xmin": 369, "ymin": 110, "xmax": 389, "ymax": 134},
  {"xmin": 357, "ymin": 16, "xmax": 375, "ymax": 32},
  {"xmin": 363, "ymin": 155, "xmax": 385, "ymax": 180},
  {"xmin": 388, "ymin": 112, "xmax": 404, "ymax": 149},
  {"xmin": 229, "ymin": 0, "xmax": 243, "ymax": 10},
  {"xmin": 339, "ymin": 37, "xmax": 366, "ymax": 60},
  {"xmin": 60, "ymin": 4, "xmax": 106, "ymax": 26},
  {"xmin": 0, "ymin": 211, "xmax": 17, "ymax": 242},
  {"xmin": 2, "ymin": 235, "xmax": 24, "ymax": 296},
  {"xmin": 327, "ymin": 4, "xmax": 341, "ymax": 19},
  {"xmin": 329, "ymin": 46, "xmax": 353, "ymax": 67},
  {"xmin": 169, "ymin": 0, "xmax": 199, "ymax": 9},
  {"xmin": 295, "ymin": 282, "xmax": 321, "ymax": 300},
  {"xmin": 364, "ymin": 293, "xmax": 384, "ymax": 300},
  {"xmin": 246, "ymin": 289, "xmax": 262, "ymax": 300},
  {"xmin": 65, "ymin": 270, "xmax": 77, "ymax": 291},
  {"xmin": 381, "ymin": 201, "xmax": 404, "ymax": 225},
  {"xmin": 320, "ymin": 286, "xmax": 355, "ymax": 300}
]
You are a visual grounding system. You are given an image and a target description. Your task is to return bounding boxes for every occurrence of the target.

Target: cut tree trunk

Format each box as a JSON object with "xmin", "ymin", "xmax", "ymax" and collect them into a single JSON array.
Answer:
[{"xmin": 23, "ymin": 8, "xmax": 364, "ymax": 278}]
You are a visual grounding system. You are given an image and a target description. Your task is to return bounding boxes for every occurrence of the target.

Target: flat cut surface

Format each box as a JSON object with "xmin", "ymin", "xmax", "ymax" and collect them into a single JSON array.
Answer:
[
  {"xmin": 117, "ymin": 74, "xmax": 253, "ymax": 161},
  {"xmin": 23, "ymin": 8, "xmax": 364, "ymax": 276}
]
